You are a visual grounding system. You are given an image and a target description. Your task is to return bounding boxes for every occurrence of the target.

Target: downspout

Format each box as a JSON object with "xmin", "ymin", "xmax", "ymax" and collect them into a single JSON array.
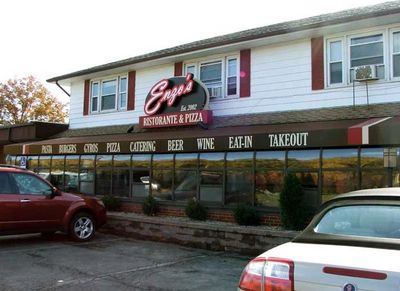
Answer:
[{"xmin": 56, "ymin": 80, "xmax": 70, "ymax": 97}]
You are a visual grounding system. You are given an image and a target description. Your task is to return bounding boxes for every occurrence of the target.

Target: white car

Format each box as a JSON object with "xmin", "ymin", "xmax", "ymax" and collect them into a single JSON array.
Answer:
[{"xmin": 238, "ymin": 188, "xmax": 400, "ymax": 291}]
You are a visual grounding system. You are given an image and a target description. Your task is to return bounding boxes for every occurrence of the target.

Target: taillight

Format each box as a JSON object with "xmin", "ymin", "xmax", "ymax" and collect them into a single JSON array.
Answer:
[{"xmin": 238, "ymin": 257, "xmax": 294, "ymax": 291}]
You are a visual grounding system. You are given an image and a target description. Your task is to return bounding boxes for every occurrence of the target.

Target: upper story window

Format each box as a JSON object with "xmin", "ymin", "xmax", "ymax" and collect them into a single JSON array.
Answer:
[
  {"xmin": 90, "ymin": 75, "xmax": 127, "ymax": 113},
  {"xmin": 393, "ymin": 31, "xmax": 400, "ymax": 78},
  {"xmin": 326, "ymin": 28, "xmax": 400, "ymax": 86},
  {"xmin": 185, "ymin": 55, "xmax": 238, "ymax": 100}
]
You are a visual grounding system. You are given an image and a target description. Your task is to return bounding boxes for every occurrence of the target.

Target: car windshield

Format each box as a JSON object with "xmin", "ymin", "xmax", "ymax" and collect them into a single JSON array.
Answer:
[{"xmin": 314, "ymin": 205, "xmax": 400, "ymax": 239}]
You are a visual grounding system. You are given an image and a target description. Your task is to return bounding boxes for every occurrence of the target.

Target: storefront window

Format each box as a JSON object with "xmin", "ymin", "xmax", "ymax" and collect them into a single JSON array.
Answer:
[
  {"xmin": 361, "ymin": 148, "xmax": 384, "ymax": 168},
  {"xmin": 199, "ymin": 152, "xmax": 224, "ymax": 202},
  {"xmin": 322, "ymin": 149, "xmax": 358, "ymax": 168},
  {"xmin": 287, "ymin": 150, "xmax": 320, "ymax": 169},
  {"xmin": 255, "ymin": 151, "xmax": 285, "ymax": 207},
  {"xmin": 65, "ymin": 156, "xmax": 79, "ymax": 193},
  {"xmin": 293, "ymin": 172, "xmax": 320, "ymax": 210},
  {"xmin": 360, "ymin": 148, "xmax": 387, "ymax": 189},
  {"xmin": 322, "ymin": 171, "xmax": 358, "ymax": 202},
  {"xmin": 174, "ymin": 153, "xmax": 198, "ymax": 201},
  {"xmin": 113, "ymin": 155, "xmax": 130, "ymax": 197},
  {"xmin": 256, "ymin": 151, "xmax": 285, "ymax": 169},
  {"xmin": 152, "ymin": 154, "xmax": 173, "ymax": 200},
  {"xmin": 322, "ymin": 149, "xmax": 359, "ymax": 202},
  {"xmin": 132, "ymin": 154, "xmax": 151, "ymax": 198},
  {"xmin": 226, "ymin": 152, "xmax": 253, "ymax": 204},
  {"xmin": 51, "ymin": 156, "xmax": 65, "ymax": 190},
  {"xmin": 5, "ymin": 155, "xmax": 14, "ymax": 165},
  {"xmin": 96, "ymin": 155, "xmax": 112, "ymax": 195},
  {"xmin": 38, "ymin": 156, "xmax": 51, "ymax": 181},
  {"xmin": 80, "ymin": 155, "xmax": 95, "ymax": 195},
  {"xmin": 27, "ymin": 156, "xmax": 39, "ymax": 173}
]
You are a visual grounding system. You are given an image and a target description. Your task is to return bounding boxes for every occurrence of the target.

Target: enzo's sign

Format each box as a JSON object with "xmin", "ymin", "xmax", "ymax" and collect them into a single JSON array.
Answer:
[{"xmin": 139, "ymin": 74, "xmax": 212, "ymax": 128}]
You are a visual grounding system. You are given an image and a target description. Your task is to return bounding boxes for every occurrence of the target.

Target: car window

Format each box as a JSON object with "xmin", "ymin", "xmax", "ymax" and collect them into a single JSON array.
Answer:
[
  {"xmin": 314, "ymin": 205, "xmax": 400, "ymax": 239},
  {"xmin": 10, "ymin": 173, "xmax": 53, "ymax": 196},
  {"xmin": 0, "ymin": 172, "xmax": 17, "ymax": 194}
]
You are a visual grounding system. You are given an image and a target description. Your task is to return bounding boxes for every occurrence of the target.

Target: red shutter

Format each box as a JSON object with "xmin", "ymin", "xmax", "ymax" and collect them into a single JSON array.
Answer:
[
  {"xmin": 127, "ymin": 71, "xmax": 136, "ymax": 111},
  {"xmin": 240, "ymin": 49, "xmax": 251, "ymax": 98},
  {"xmin": 174, "ymin": 62, "xmax": 183, "ymax": 76},
  {"xmin": 83, "ymin": 80, "xmax": 90, "ymax": 116},
  {"xmin": 311, "ymin": 37, "xmax": 324, "ymax": 90}
]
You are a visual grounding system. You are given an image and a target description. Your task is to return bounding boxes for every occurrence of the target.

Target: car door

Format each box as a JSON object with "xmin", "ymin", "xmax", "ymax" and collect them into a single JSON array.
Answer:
[
  {"xmin": 0, "ymin": 172, "xmax": 22, "ymax": 232},
  {"xmin": 10, "ymin": 172, "xmax": 69, "ymax": 231}
]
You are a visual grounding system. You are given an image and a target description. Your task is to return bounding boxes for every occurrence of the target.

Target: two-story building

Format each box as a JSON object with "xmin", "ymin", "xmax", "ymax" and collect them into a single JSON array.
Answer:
[{"xmin": 5, "ymin": 1, "xmax": 400, "ymax": 223}]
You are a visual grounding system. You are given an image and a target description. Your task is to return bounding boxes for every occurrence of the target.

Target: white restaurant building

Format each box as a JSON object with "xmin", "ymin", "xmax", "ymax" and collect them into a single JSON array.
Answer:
[{"xmin": 4, "ymin": 1, "xmax": 400, "ymax": 224}]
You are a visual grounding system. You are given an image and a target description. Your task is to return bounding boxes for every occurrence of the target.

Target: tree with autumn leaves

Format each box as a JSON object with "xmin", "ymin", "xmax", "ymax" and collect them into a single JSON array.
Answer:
[{"xmin": 0, "ymin": 76, "xmax": 67, "ymax": 125}]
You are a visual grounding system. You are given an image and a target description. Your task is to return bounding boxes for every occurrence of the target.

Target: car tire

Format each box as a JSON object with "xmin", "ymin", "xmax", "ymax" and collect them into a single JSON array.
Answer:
[{"xmin": 69, "ymin": 212, "xmax": 96, "ymax": 242}]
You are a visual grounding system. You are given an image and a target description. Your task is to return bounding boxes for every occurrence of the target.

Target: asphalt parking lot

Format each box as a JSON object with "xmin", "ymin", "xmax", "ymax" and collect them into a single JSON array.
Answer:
[{"xmin": 0, "ymin": 232, "xmax": 250, "ymax": 291}]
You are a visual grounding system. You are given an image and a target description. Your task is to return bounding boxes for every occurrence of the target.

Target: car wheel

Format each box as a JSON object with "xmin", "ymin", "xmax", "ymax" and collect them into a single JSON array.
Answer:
[{"xmin": 69, "ymin": 212, "xmax": 96, "ymax": 242}]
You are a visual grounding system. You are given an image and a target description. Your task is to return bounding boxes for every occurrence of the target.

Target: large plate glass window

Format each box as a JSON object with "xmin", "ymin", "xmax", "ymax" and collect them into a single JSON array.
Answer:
[
  {"xmin": 113, "ymin": 155, "xmax": 130, "ymax": 197},
  {"xmin": 199, "ymin": 152, "xmax": 224, "ymax": 202},
  {"xmin": 393, "ymin": 31, "xmax": 400, "ymax": 78},
  {"xmin": 65, "ymin": 155, "xmax": 79, "ymax": 193},
  {"xmin": 360, "ymin": 148, "xmax": 387, "ymax": 189},
  {"xmin": 95, "ymin": 155, "xmax": 112, "ymax": 195},
  {"xmin": 152, "ymin": 154, "xmax": 173, "ymax": 200},
  {"xmin": 349, "ymin": 34, "xmax": 384, "ymax": 81},
  {"xmin": 225, "ymin": 152, "xmax": 254, "ymax": 205},
  {"xmin": 322, "ymin": 149, "xmax": 358, "ymax": 202},
  {"xmin": 132, "ymin": 154, "xmax": 151, "ymax": 198},
  {"xmin": 255, "ymin": 151, "xmax": 285, "ymax": 207},
  {"xmin": 327, "ymin": 39, "xmax": 343, "ymax": 85},
  {"xmin": 174, "ymin": 153, "xmax": 198, "ymax": 201},
  {"xmin": 80, "ymin": 155, "xmax": 95, "ymax": 195},
  {"xmin": 50, "ymin": 156, "xmax": 65, "ymax": 190}
]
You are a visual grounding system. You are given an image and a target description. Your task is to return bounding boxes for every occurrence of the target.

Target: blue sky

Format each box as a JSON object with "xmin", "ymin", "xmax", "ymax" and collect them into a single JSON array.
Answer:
[{"xmin": 0, "ymin": 0, "xmax": 388, "ymax": 103}]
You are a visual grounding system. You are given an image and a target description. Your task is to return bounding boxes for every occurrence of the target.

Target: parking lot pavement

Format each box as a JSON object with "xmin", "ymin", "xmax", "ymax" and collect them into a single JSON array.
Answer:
[{"xmin": 0, "ymin": 232, "xmax": 250, "ymax": 291}]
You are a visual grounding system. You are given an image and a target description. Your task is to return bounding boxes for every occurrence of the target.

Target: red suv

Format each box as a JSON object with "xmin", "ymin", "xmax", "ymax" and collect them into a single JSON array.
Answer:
[{"xmin": 0, "ymin": 165, "xmax": 106, "ymax": 241}]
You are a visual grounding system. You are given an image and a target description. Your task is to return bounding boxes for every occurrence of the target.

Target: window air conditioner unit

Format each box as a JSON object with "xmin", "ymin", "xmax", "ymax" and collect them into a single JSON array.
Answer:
[
  {"xmin": 209, "ymin": 87, "xmax": 222, "ymax": 98},
  {"xmin": 354, "ymin": 65, "xmax": 377, "ymax": 81}
]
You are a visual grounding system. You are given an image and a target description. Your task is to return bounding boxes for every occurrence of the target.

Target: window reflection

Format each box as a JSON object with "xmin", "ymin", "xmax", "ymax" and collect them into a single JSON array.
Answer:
[
  {"xmin": 361, "ymin": 148, "xmax": 384, "ymax": 168},
  {"xmin": 322, "ymin": 149, "xmax": 358, "ymax": 168},
  {"xmin": 51, "ymin": 156, "xmax": 65, "ymax": 190},
  {"xmin": 152, "ymin": 154, "xmax": 173, "ymax": 200},
  {"xmin": 65, "ymin": 155, "xmax": 79, "ymax": 193},
  {"xmin": 256, "ymin": 151, "xmax": 285, "ymax": 169},
  {"xmin": 38, "ymin": 156, "xmax": 51, "ymax": 181},
  {"xmin": 322, "ymin": 171, "xmax": 358, "ymax": 202},
  {"xmin": 96, "ymin": 155, "xmax": 112, "ymax": 195},
  {"xmin": 287, "ymin": 150, "xmax": 320, "ymax": 169},
  {"xmin": 132, "ymin": 155, "xmax": 151, "ymax": 198},
  {"xmin": 199, "ymin": 152, "xmax": 224, "ymax": 202},
  {"xmin": 255, "ymin": 170, "xmax": 283, "ymax": 207},
  {"xmin": 27, "ymin": 156, "xmax": 39, "ymax": 173},
  {"xmin": 80, "ymin": 155, "xmax": 95, "ymax": 195},
  {"xmin": 113, "ymin": 155, "xmax": 130, "ymax": 197},
  {"xmin": 174, "ymin": 153, "xmax": 198, "ymax": 201},
  {"xmin": 225, "ymin": 152, "xmax": 253, "ymax": 205}
]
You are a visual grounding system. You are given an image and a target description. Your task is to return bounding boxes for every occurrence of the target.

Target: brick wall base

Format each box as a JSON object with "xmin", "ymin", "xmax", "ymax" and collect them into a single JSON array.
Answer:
[{"xmin": 120, "ymin": 202, "xmax": 281, "ymax": 226}]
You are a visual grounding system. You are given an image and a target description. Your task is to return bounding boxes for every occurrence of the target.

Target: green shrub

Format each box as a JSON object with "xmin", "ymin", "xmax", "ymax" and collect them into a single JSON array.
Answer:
[
  {"xmin": 101, "ymin": 195, "xmax": 122, "ymax": 211},
  {"xmin": 185, "ymin": 198, "xmax": 207, "ymax": 221},
  {"xmin": 142, "ymin": 195, "xmax": 158, "ymax": 216},
  {"xmin": 279, "ymin": 173, "xmax": 311, "ymax": 230},
  {"xmin": 233, "ymin": 204, "xmax": 260, "ymax": 226}
]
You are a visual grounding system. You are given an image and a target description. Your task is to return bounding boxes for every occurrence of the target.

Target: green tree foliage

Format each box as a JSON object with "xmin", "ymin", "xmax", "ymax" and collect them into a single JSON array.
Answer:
[
  {"xmin": 233, "ymin": 204, "xmax": 260, "ymax": 226},
  {"xmin": 185, "ymin": 198, "xmax": 207, "ymax": 221},
  {"xmin": 0, "ymin": 76, "xmax": 67, "ymax": 125},
  {"xmin": 279, "ymin": 173, "xmax": 310, "ymax": 230}
]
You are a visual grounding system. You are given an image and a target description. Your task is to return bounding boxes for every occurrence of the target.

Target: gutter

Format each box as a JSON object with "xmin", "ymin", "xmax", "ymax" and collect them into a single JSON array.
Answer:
[{"xmin": 56, "ymin": 80, "xmax": 70, "ymax": 97}]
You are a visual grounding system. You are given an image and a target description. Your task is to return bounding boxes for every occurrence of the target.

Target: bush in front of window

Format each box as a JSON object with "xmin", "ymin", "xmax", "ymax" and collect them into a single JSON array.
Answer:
[
  {"xmin": 185, "ymin": 198, "xmax": 207, "ymax": 221},
  {"xmin": 101, "ymin": 195, "xmax": 122, "ymax": 211},
  {"xmin": 279, "ymin": 173, "xmax": 311, "ymax": 230},
  {"xmin": 233, "ymin": 204, "xmax": 260, "ymax": 226},
  {"xmin": 142, "ymin": 195, "xmax": 158, "ymax": 216}
]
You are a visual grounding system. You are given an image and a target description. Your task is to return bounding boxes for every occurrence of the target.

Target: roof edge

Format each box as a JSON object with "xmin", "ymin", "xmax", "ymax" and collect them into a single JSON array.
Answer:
[{"xmin": 47, "ymin": 1, "xmax": 400, "ymax": 83}]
